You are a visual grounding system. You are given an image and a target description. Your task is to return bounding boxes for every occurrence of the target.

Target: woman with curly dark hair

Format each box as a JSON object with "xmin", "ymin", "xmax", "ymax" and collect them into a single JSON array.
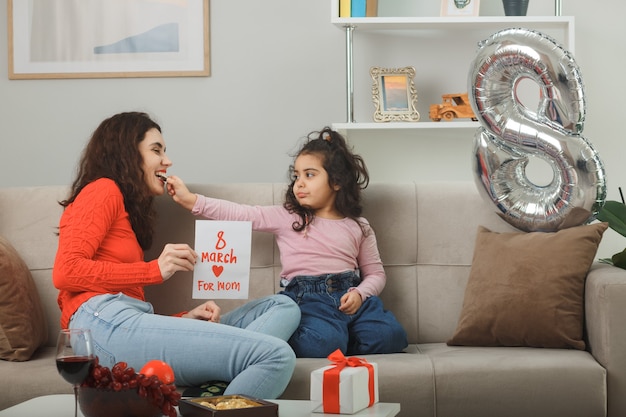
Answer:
[
  {"xmin": 167, "ymin": 127, "xmax": 407, "ymax": 358},
  {"xmin": 53, "ymin": 111, "xmax": 299, "ymax": 398}
]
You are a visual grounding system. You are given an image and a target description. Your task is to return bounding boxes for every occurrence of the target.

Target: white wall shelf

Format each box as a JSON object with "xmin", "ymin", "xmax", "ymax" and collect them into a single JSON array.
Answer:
[
  {"xmin": 331, "ymin": 16, "xmax": 574, "ymax": 53},
  {"xmin": 332, "ymin": 16, "xmax": 572, "ymax": 32},
  {"xmin": 332, "ymin": 121, "xmax": 480, "ymax": 134},
  {"xmin": 330, "ymin": 0, "xmax": 574, "ymax": 139}
]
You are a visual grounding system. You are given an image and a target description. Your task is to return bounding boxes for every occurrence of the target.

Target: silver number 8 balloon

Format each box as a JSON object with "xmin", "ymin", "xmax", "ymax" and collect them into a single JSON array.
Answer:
[{"xmin": 469, "ymin": 28, "xmax": 606, "ymax": 232}]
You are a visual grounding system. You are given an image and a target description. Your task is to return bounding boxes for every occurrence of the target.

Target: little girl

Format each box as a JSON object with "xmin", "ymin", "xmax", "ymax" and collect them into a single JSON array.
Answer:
[{"xmin": 167, "ymin": 127, "xmax": 407, "ymax": 358}]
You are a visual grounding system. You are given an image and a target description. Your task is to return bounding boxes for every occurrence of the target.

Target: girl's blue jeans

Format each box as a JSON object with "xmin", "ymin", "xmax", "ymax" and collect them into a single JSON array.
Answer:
[
  {"xmin": 69, "ymin": 292, "xmax": 300, "ymax": 399},
  {"xmin": 280, "ymin": 270, "xmax": 408, "ymax": 358}
]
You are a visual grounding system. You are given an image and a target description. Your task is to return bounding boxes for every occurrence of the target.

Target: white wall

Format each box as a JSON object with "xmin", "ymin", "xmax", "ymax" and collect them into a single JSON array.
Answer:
[
  {"xmin": 0, "ymin": 0, "xmax": 345, "ymax": 187},
  {"xmin": 1, "ymin": 0, "xmax": 625, "ymax": 258}
]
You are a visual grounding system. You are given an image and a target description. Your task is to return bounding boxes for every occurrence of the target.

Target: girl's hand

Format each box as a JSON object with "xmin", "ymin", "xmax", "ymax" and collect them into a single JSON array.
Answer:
[
  {"xmin": 166, "ymin": 175, "xmax": 198, "ymax": 211},
  {"xmin": 182, "ymin": 301, "xmax": 221, "ymax": 322},
  {"xmin": 158, "ymin": 243, "xmax": 198, "ymax": 281},
  {"xmin": 339, "ymin": 290, "xmax": 363, "ymax": 315}
]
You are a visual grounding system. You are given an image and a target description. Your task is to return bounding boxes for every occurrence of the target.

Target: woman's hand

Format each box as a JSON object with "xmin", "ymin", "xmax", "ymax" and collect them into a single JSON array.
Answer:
[
  {"xmin": 158, "ymin": 243, "xmax": 198, "ymax": 281},
  {"xmin": 182, "ymin": 301, "xmax": 221, "ymax": 322},
  {"xmin": 166, "ymin": 175, "xmax": 198, "ymax": 211},
  {"xmin": 339, "ymin": 290, "xmax": 363, "ymax": 315}
]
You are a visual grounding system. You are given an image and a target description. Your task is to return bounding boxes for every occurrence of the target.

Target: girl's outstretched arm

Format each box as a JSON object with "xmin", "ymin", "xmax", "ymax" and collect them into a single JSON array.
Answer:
[{"xmin": 166, "ymin": 175, "xmax": 198, "ymax": 211}]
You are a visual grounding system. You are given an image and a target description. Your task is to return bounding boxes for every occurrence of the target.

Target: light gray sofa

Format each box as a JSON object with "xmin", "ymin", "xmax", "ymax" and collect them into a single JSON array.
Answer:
[{"xmin": 1, "ymin": 182, "xmax": 625, "ymax": 417}]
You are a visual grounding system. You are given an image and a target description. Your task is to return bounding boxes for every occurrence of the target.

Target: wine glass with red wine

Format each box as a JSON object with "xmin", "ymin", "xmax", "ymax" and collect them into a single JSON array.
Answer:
[{"xmin": 56, "ymin": 328, "xmax": 95, "ymax": 417}]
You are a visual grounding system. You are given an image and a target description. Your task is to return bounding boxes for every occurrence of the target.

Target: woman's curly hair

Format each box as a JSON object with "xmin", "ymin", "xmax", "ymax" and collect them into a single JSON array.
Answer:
[{"xmin": 60, "ymin": 112, "xmax": 161, "ymax": 249}]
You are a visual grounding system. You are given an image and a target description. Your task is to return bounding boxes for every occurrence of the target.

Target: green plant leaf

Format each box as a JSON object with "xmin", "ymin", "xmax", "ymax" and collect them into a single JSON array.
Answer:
[
  {"xmin": 613, "ymin": 248, "xmax": 626, "ymax": 270},
  {"xmin": 597, "ymin": 200, "xmax": 626, "ymax": 238}
]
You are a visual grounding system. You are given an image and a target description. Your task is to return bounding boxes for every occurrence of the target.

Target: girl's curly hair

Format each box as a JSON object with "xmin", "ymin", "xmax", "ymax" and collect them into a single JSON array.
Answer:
[{"xmin": 283, "ymin": 127, "xmax": 369, "ymax": 233}]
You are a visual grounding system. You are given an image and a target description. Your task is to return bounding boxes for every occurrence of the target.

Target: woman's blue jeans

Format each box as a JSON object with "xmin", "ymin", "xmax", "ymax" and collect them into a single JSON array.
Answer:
[
  {"xmin": 69, "ymin": 293, "xmax": 300, "ymax": 399},
  {"xmin": 280, "ymin": 271, "xmax": 408, "ymax": 358}
]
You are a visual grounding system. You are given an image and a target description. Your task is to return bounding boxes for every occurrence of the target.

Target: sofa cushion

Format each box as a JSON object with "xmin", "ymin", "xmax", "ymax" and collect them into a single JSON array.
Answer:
[
  {"xmin": 0, "ymin": 235, "xmax": 48, "ymax": 361},
  {"xmin": 447, "ymin": 222, "xmax": 608, "ymax": 350}
]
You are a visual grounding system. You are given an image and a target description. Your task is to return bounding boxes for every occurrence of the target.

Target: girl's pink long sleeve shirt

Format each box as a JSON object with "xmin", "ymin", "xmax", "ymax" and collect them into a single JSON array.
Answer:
[{"xmin": 192, "ymin": 195, "xmax": 386, "ymax": 299}]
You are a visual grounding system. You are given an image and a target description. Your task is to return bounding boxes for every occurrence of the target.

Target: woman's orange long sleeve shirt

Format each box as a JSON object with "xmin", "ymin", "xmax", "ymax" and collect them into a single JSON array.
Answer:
[{"xmin": 53, "ymin": 178, "xmax": 163, "ymax": 328}]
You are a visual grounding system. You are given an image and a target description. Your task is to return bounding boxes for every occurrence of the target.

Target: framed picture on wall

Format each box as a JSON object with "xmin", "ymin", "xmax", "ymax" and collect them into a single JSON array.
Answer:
[
  {"xmin": 370, "ymin": 66, "xmax": 420, "ymax": 122},
  {"xmin": 7, "ymin": 0, "xmax": 210, "ymax": 79},
  {"xmin": 440, "ymin": 0, "xmax": 480, "ymax": 17}
]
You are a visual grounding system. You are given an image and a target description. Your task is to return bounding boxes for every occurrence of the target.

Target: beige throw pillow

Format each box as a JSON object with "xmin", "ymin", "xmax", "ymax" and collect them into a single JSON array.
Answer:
[
  {"xmin": 447, "ymin": 223, "xmax": 608, "ymax": 350},
  {"xmin": 0, "ymin": 236, "xmax": 48, "ymax": 361}
]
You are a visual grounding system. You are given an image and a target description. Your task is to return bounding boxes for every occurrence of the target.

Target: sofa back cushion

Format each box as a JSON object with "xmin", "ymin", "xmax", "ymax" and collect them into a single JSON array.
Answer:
[{"xmin": 366, "ymin": 183, "xmax": 519, "ymax": 343}]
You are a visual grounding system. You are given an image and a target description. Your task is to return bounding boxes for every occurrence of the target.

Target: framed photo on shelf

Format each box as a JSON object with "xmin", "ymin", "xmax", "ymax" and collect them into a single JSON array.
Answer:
[
  {"xmin": 370, "ymin": 66, "xmax": 420, "ymax": 122},
  {"xmin": 8, "ymin": 0, "xmax": 210, "ymax": 79},
  {"xmin": 440, "ymin": 0, "xmax": 480, "ymax": 17}
]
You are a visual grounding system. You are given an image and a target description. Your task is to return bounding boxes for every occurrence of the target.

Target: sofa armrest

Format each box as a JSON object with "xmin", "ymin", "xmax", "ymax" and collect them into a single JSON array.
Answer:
[{"xmin": 585, "ymin": 262, "xmax": 626, "ymax": 417}]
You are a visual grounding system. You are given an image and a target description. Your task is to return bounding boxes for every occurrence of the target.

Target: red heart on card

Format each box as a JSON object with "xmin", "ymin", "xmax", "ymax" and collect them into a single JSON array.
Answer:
[{"xmin": 212, "ymin": 265, "xmax": 224, "ymax": 277}]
